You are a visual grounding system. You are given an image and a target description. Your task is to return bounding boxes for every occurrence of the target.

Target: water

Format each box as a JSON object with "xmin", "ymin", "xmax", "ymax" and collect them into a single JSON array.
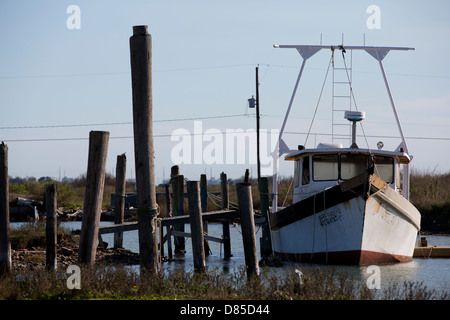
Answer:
[{"xmin": 12, "ymin": 221, "xmax": 450, "ymax": 295}]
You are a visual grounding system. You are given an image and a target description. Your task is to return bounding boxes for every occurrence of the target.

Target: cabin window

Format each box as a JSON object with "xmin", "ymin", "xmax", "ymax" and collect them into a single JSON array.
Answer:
[
  {"xmin": 294, "ymin": 160, "xmax": 300, "ymax": 188},
  {"xmin": 313, "ymin": 154, "xmax": 339, "ymax": 181},
  {"xmin": 302, "ymin": 156, "xmax": 310, "ymax": 185},
  {"xmin": 341, "ymin": 154, "xmax": 367, "ymax": 180},
  {"xmin": 371, "ymin": 156, "xmax": 394, "ymax": 184}
]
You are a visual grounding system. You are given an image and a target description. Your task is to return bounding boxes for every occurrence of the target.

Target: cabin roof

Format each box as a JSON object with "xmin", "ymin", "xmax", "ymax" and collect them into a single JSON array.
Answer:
[{"xmin": 284, "ymin": 145, "xmax": 411, "ymax": 164}]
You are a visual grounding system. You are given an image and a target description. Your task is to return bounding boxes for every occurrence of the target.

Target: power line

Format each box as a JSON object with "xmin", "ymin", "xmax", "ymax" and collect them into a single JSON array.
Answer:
[
  {"xmin": 0, "ymin": 114, "xmax": 250, "ymax": 130},
  {"xmin": 0, "ymin": 64, "xmax": 257, "ymax": 80},
  {"xmin": 1, "ymin": 63, "xmax": 448, "ymax": 79},
  {"xmin": 3, "ymin": 131, "xmax": 450, "ymax": 143}
]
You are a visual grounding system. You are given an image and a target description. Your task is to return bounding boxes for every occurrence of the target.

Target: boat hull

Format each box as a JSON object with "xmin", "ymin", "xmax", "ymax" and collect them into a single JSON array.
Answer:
[{"xmin": 270, "ymin": 173, "xmax": 421, "ymax": 265}]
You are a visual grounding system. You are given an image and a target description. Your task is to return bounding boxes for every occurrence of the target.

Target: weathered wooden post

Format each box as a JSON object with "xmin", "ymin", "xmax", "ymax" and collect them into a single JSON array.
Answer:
[
  {"xmin": 200, "ymin": 174, "xmax": 210, "ymax": 256},
  {"xmin": 78, "ymin": 131, "xmax": 109, "ymax": 266},
  {"xmin": 0, "ymin": 142, "xmax": 11, "ymax": 275},
  {"xmin": 46, "ymin": 184, "xmax": 57, "ymax": 271},
  {"xmin": 175, "ymin": 174, "xmax": 185, "ymax": 253},
  {"xmin": 164, "ymin": 184, "xmax": 172, "ymax": 260},
  {"xmin": 170, "ymin": 165, "xmax": 179, "ymax": 255},
  {"xmin": 220, "ymin": 172, "xmax": 229, "ymax": 210},
  {"xmin": 220, "ymin": 172, "xmax": 232, "ymax": 258},
  {"xmin": 259, "ymin": 177, "xmax": 272, "ymax": 258},
  {"xmin": 130, "ymin": 25, "xmax": 159, "ymax": 273},
  {"xmin": 187, "ymin": 181, "xmax": 206, "ymax": 272},
  {"xmin": 236, "ymin": 182, "xmax": 260, "ymax": 279},
  {"xmin": 200, "ymin": 174, "xmax": 208, "ymax": 212},
  {"xmin": 114, "ymin": 153, "xmax": 127, "ymax": 249}
]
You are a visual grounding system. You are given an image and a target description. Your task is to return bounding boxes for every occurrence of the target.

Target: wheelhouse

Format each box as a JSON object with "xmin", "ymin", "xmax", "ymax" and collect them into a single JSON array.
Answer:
[{"xmin": 286, "ymin": 143, "xmax": 410, "ymax": 203}]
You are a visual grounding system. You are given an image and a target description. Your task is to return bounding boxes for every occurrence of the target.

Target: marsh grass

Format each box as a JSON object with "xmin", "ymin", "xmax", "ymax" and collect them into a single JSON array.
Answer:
[
  {"xmin": 10, "ymin": 221, "xmax": 74, "ymax": 250},
  {"xmin": 1, "ymin": 264, "xmax": 447, "ymax": 300}
]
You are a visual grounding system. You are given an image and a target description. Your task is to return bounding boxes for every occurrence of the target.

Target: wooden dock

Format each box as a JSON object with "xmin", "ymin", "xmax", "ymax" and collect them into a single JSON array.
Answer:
[
  {"xmin": 86, "ymin": 209, "xmax": 238, "ymax": 235},
  {"xmin": 73, "ymin": 208, "xmax": 265, "ymax": 261}
]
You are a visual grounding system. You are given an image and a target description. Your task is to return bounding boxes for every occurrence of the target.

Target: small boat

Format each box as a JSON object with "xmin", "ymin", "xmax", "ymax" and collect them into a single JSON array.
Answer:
[{"xmin": 269, "ymin": 44, "xmax": 421, "ymax": 265}]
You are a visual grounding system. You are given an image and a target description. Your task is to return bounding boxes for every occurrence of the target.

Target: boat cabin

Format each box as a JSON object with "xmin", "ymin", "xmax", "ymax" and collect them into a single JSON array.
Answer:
[{"xmin": 285, "ymin": 143, "xmax": 411, "ymax": 203}]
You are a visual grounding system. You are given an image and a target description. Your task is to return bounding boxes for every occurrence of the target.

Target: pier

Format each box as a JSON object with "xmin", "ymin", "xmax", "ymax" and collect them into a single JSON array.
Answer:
[{"xmin": 413, "ymin": 246, "xmax": 450, "ymax": 258}]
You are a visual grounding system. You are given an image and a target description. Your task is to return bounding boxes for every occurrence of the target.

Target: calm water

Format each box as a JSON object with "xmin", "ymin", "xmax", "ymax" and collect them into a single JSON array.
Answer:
[{"xmin": 12, "ymin": 221, "xmax": 449, "ymax": 295}]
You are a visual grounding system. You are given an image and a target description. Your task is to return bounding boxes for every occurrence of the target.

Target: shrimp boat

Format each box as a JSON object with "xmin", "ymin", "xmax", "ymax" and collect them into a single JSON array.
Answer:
[{"xmin": 268, "ymin": 44, "xmax": 421, "ymax": 265}]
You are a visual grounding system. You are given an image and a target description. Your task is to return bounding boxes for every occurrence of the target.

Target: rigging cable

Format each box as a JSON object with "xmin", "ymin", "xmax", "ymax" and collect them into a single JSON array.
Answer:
[
  {"xmin": 304, "ymin": 53, "xmax": 334, "ymax": 147},
  {"xmin": 340, "ymin": 46, "xmax": 372, "ymax": 153}
]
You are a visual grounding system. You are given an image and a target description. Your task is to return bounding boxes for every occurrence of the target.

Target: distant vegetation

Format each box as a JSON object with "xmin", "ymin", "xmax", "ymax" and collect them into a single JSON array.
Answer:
[
  {"xmin": 8, "ymin": 173, "xmax": 134, "ymax": 210},
  {"xmin": 7, "ymin": 169, "xmax": 450, "ymax": 232},
  {"xmin": 409, "ymin": 169, "xmax": 450, "ymax": 233}
]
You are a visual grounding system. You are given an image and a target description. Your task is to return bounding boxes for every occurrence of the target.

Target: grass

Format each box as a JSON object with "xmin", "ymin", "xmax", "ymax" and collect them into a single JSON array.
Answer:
[
  {"xmin": 10, "ymin": 221, "xmax": 75, "ymax": 250},
  {"xmin": 1, "ymin": 263, "xmax": 448, "ymax": 300},
  {"xmin": 410, "ymin": 169, "xmax": 450, "ymax": 233}
]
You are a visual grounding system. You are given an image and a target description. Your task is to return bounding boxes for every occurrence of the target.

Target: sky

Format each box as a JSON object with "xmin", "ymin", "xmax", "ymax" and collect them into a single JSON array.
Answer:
[{"xmin": 1, "ymin": 0, "xmax": 449, "ymax": 184}]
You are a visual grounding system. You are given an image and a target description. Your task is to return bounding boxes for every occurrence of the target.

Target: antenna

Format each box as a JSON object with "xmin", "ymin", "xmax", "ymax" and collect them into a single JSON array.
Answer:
[{"xmin": 344, "ymin": 110, "xmax": 365, "ymax": 148}]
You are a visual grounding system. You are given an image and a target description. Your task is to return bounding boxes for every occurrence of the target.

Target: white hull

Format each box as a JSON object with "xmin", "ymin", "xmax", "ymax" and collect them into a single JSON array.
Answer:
[{"xmin": 270, "ymin": 174, "xmax": 421, "ymax": 265}]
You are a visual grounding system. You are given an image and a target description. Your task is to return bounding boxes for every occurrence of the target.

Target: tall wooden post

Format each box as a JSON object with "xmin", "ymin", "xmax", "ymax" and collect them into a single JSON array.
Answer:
[
  {"xmin": 0, "ymin": 142, "xmax": 11, "ymax": 275},
  {"xmin": 78, "ymin": 131, "xmax": 109, "ymax": 266},
  {"xmin": 236, "ymin": 182, "xmax": 259, "ymax": 279},
  {"xmin": 187, "ymin": 181, "xmax": 206, "ymax": 272},
  {"xmin": 164, "ymin": 184, "xmax": 172, "ymax": 259},
  {"xmin": 220, "ymin": 172, "xmax": 232, "ymax": 258},
  {"xmin": 200, "ymin": 174, "xmax": 210, "ymax": 256},
  {"xmin": 170, "ymin": 166, "xmax": 179, "ymax": 211},
  {"xmin": 130, "ymin": 25, "xmax": 159, "ymax": 273},
  {"xmin": 175, "ymin": 174, "xmax": 185, "ymax": 253},
  {"xmin": 114, "ymin": 153, "xmax": 127, "ymax": 249},
  {"xmin": 170, "ymin": 166, "xmax": 181, "ymax": 254},
  {"xmin": 46, "ymin": 184, "xmax": 57, "ymax": 271}
]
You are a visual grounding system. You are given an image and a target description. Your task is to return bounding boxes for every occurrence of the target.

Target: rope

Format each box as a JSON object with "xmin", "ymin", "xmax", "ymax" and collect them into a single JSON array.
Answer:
[
  {"xmin": 137, "ymin": 205, "xmax": 160, "ymax": 223},
  {"xmin": 281, "ymin": 178, "xmax": 294, "ymax": 207},
  {"xmin": 310, "ymin": 193, "xmax": 316, "ymax": 263}
]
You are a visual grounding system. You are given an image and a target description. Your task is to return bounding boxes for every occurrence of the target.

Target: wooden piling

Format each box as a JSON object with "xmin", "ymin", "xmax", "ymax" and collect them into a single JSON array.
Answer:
[
  {"xmin": 78, "ymin": 131, "xmax": 110, "ymax": 266},
  {"xmin": 187, "ymin": 181, "xmax": 206, "ymax": 272},
  {"xmin": 244, "ymin": 168, "xmax": 250, "ymax": 183},
  {"xmin": 130, "ymin": 25, "xmax": 159, "ymax": 273},
  {"xmin": 220, "ymin": 172, "xmax": 232, "ymax": 258},
  {"xmin": 222, "ymin": 220, "xmax": 232, "ymax": 259},
  {"xmin": 170, "ymin": 165, "xmax": 179, "ymax": 213},
  {"xmin": 220, "ymin": 172, "xmax": 229, "ymax": 210},
  {"xmin": 259, "ymin": 177, "xmax": 272, "ymax": 258},
  {"xmin": 236, "ymin": 182, "xmax": 259, "ymax": 279},
  {"xmin": 0, "ymin": 142, "xmax": 11, "ymax": 275},
  {"xmin": 46, "ymin": 184, "xmax": 57, "ymax": 271},
  {"xmin": 175, "ymin": 174, "xmax": 185, "ymax": 253},
  {"xmin": 114, "ymin": 153, "xmax": 127, "ymax": 249},
  {"xmin": 165, "ymin": 183, "xmax": 173, "ymax": 259},
  {"xmin": 200, "ymin": 174, "xmax": 210, "ymax": 256}
]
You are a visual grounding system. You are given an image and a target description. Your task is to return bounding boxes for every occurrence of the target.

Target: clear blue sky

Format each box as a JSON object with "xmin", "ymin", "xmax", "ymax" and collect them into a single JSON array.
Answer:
[{"xmin": 1, "ymin": 0, "xmax": 449, "ymax": 183}]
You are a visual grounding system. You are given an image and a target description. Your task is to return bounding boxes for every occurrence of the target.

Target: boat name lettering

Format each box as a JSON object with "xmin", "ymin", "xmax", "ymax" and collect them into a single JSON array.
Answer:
[{"xmin": 318, "ymin": 208, "xmax": 342, "ymax": 226}]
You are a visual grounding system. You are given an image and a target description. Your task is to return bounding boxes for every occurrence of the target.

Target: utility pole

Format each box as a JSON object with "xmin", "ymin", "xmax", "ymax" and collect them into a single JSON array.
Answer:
[{"xmin": 255, "ymin": 66, "xmax": 261, "ymax": 182}]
